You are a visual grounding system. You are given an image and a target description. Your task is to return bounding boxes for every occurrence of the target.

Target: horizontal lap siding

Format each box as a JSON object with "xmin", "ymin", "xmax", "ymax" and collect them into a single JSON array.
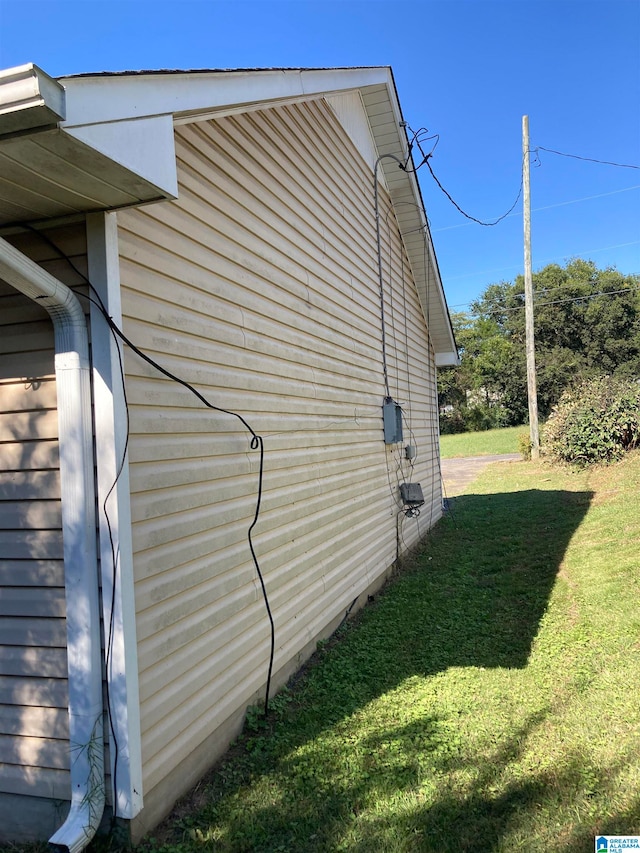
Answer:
[
  {"xmin": 0, "ymin": 225, "xmax": 87, "ymax": 808},
  {"xmin": 117, "ymin": 99, "xmax": 440, "ymax": 801}
]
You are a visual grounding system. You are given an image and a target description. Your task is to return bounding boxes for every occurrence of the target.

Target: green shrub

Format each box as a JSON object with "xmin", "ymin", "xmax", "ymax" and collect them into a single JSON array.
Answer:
[{"xmin": 543, "ymin": 375, "xmax": 640, "ymax": 465}]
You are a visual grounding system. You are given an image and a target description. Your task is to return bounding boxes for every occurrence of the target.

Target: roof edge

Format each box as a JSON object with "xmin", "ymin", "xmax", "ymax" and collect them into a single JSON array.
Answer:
[
  {"xmin": 58, "ymin": 65, "xmax": 391, "ymax": 80},
  {"xmin": 57, "ymin": 66, "xmax": 394, "ymax": 128},
  {"xmin": 0, "ymin": 62, "xmax": 457, "ymax": 360},
  {"xmin": 0, "ymin": 63, "xmax": 65, "ymax": 137}
]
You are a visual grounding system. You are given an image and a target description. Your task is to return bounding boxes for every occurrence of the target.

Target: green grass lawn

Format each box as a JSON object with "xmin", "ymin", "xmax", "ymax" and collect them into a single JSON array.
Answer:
[
  {"xmin": 139, "ymin": 453, "xmax": 640, "ymax": 852},
  {"xmin": 439, "ymin": 425, "xmax": 526, "ymax": 458}
]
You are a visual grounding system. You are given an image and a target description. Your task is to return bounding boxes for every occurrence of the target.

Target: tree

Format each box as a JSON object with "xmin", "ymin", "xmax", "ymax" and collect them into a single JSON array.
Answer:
[{"xmin": 439, "ymin": 260, "xmax": 640, "ymax": 432}]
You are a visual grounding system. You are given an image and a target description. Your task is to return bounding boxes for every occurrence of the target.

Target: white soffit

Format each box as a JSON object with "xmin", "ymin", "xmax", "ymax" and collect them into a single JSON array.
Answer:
[
  {"xmin": 0, "ymin": 128, "xmax": 171, "ymax": 226},
  {"xmin": 436, "ymin": 352, "xmax": 460, "ymax": 367}
]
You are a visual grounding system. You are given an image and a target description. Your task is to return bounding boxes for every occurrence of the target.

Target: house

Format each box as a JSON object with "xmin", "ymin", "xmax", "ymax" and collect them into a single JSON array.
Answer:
[{"xmin": 0, "ymin": 63, "xmax": 457, "ymax": 847}]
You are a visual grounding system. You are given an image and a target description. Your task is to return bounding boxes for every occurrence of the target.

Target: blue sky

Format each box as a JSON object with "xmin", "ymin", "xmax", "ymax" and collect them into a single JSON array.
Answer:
[{"xmin": 0, "ymin": 0, "xmax": 638, "ymax": 312}]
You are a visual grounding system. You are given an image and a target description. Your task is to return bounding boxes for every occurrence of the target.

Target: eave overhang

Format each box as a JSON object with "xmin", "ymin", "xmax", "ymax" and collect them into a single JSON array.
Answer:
[
  {"xmin": 0, "ymin": 64, "xmax": 178, "ymax": 229},
  {"xmin": 359, "ymin": 75, "xmax": 458, "ymax": 366},
  {"xmin": 0, "ymin": 64, "xmax": 457, "ymax": 364}
]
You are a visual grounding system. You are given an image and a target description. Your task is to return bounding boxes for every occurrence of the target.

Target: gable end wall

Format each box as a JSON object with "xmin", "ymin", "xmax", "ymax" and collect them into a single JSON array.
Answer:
[{"xmin": 116, "ymin": 98, "xmax": 442, "ymax": 836}]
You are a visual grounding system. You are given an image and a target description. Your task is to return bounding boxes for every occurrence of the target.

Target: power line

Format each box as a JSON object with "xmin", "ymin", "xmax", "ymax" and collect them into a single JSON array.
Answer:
[
  {"xmin": 479, "ymin": 284, "xmax": 640, "ymax": 315},
  {"xmin": 445, "ymin": 241, "xmax": 640, "ymax": 288},
  {"xmin": 535, "ymin": 287, "xmax": 639, "ymax": 308},
  {"xmin": 449, "ymin": 275, "xmax": 640, "ymax": 310},
  {"xmin": 535, "ymin": 146, "xmax": 640, "ymax": 170},
  {"xmin": 423, "ymin": 155, "xmax": 523, "ymax": 226},
  {"xmin": 404, "ymin": 129, "xmax": 638, "ymax": 231},
  {"xmin": 432, "ymin": 184, "xmax": 640, "ymax": 233},
  {"xmin": 401, "ymin": 124, "xmax": 524, "ymax": 227}
]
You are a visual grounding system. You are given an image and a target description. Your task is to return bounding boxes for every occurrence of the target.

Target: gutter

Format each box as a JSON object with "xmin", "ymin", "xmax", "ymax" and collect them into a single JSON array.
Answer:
[{"xmin": 0, "ymin": 236, "xmax": 105, "ymax": 853}]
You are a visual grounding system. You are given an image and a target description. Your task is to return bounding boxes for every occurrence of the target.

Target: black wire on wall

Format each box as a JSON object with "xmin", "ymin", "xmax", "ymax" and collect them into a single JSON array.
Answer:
[
  {"xmin": 374, "ymin": 155, "xmax": 439, "ymax": 536},
  {"xmin": 21, "ymin": 226, "xmax": 275, "ymax": 819}
]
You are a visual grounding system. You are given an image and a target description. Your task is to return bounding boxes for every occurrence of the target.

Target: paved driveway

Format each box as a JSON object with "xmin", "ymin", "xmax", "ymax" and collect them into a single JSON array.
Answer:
[{"xmin": 440, "ymin": 454, "xmax": 521, "ymax": 498}]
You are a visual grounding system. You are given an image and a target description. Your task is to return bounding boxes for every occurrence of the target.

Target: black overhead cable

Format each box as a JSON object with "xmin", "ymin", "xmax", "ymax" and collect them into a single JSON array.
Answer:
[
  {"xmin": 401, "ymin": 126, "xmax": 640, "ymax": 230},
  {"xmin": 534, "ymin": 146, "xmax": 640, "ymax": 170},
  {"xmin": 423, "ymin": 155, "xmax": 524, "ymax": 227},
  {"xmin": 481, "ymin": 284, "xmax": 640, "ymax": 315},
  {"xmin": 401, "ymin": 124, "xmax": 524, "ymax": 227},
  {"xmin": 402, "ymin": 125, "xmax": 440, "ymax": 173}
]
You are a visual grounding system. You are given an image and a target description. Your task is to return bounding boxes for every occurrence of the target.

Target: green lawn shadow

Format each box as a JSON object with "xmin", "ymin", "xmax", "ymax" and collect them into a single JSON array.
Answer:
[
  {"xmin": 146, "ymin": 486, "xmax": 601, "ymax": 852},
  {"xmin": 305, "ymin": 487, "xmax": 594, "ymax": 706}
]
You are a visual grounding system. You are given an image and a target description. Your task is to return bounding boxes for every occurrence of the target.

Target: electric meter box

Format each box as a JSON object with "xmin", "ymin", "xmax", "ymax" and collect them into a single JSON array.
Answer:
[{"xmin": 383, "ymin": 398, "xmax": 403, "ymax": 444}]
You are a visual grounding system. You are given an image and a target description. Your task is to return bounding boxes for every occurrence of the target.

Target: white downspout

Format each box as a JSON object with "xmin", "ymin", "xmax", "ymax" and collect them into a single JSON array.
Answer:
[{"xmin": 0, "ymin": 236, "xmax": 105, "ymax": 853}]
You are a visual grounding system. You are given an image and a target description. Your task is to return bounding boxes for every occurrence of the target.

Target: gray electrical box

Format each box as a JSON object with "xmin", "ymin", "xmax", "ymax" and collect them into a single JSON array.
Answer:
[
  {"xmin": 400, "ymin": 482, "xmax": 425, "ymax": 507},
  {"xmin": 383, "ymin": 398, "xmax": 403, "ymax": 444}
]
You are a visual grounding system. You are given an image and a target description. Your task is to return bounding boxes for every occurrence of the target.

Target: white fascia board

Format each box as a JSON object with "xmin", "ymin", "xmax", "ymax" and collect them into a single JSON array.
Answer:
[
  {"xmin": 435, "ymin": 351, "xmax": 461, "ymax": 367},
  {"xmin": 66, "ymin": 114, "xmax": 178, "ymax": 199},
  {"xmin": 368, "ymin": 112, "xmax": 457, "ymax": 361},
  {"xmin": 0, "ymin": 63, "xmax": 65, "ymax": 135},
  {"xmin": 58, "ymin": 67, "xmax": 391, "ymax": 127},
  {"xmin": 55, "ymin": 68, "xmax": 387, "ymax": 205},
  {"xmin": 358, "ymin": 72, "xmax": 457, "ymax": 363},
  {"xmin": 87, "ymin": 211, "xmax": 143, "ymax": 819},
  {"xmin": 423, "ymin": 229, "xmax": 458, "ymax": 359}
]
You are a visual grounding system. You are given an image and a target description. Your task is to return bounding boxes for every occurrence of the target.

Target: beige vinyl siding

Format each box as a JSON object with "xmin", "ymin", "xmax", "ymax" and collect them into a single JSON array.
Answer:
[
  {"xmin": 0, "ymin": 225, "xmax": 86, "ymax": 808},
  {"xmin": 117, "ymin": 98, "xmax": 441, "ymax": 807}
]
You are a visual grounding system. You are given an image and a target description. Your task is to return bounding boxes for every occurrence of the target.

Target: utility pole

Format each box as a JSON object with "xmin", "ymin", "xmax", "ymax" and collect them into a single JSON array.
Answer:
[{"xmin": 522, "ymin": 115, "xmax": 540, "ymax": 459}]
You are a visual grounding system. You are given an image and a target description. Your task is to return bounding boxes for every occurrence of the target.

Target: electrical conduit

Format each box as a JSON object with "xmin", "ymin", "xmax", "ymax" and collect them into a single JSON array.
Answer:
[{"xmin": 0, "ymin": 236, "xmax": 105, "ymax": 853}]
